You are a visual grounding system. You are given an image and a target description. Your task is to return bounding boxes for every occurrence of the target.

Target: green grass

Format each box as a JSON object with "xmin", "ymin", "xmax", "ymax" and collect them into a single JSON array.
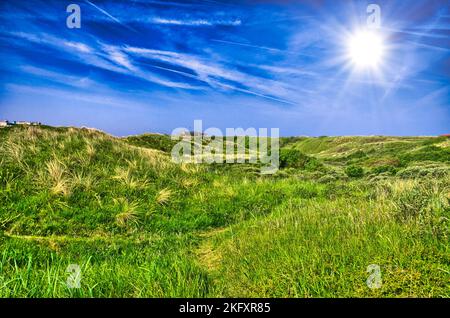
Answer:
[
  {"xmin": 0, "ymin": 125, "xmax": 448, "ymax": 297},
  {"xmin": 208, "ymin": 180, "xmax": 449, "ymax": 297}
]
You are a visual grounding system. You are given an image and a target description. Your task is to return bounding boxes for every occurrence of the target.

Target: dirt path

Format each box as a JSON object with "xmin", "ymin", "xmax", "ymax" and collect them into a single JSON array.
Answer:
[{"xmin": 195, "ymin": 227, "xmax": 228, "ymax": 273}]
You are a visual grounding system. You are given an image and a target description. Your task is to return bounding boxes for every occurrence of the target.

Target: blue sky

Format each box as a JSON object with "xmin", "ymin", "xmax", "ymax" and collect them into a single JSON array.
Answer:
[{"xmin": 0, "ymin": 0, "xmax": 449, "ymax": 136}]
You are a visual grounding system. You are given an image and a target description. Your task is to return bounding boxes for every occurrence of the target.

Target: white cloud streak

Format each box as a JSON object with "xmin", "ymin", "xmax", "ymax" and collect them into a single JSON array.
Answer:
[
  {"xmin": 151, "ymin": 17, "xmax": 241, "ymax": 26},
  {"xmin": 8, "ymin": 31, "xmax": 203, "ymax": 90},
  {"xmin": 20, "ymin": 65, "xmax": 96, "ymax": 89},
  {"xmin": 124, "ymin": 45, "xmax": 297, "ymax": 103},
  {"xmin": 84, "ymin": 0, "xmax": 138, "ymax": 32},
  {"xmin": 7, "ymin": 30, "xmax": 302, "ymax": 104}
]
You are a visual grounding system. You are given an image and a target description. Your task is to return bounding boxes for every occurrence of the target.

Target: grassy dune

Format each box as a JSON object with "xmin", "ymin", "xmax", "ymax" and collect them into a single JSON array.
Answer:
[{"xmin": 0, "ymin": 125, "xmax": 449, "ymax": 297}]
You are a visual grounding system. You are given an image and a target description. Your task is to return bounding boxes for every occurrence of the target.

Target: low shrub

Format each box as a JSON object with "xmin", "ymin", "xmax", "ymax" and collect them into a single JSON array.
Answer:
[
  {"xmin": 279, "ymin": 148, "xmax": 323, "ymax": 171},
  {"xmin": 345, "ymin": 165, "xmax": 364, "ymax": 178},
  {"xmin": 371, "ymin": 165, "xmax": 398, "ymax": 175}
]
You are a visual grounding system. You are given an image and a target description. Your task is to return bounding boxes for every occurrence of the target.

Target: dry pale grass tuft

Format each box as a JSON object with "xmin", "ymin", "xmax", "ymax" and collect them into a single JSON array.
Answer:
[
  {"xmin": 46, "ymin": 159, "xmax": 65, "ymax": 181},
  {"xmin": 156, "ymin": 188, "xmax": 172, "ymax": 205},
  {"xmin": 375, "ymin": 179, "xmax": 418, "ymax": 201},
  {"xmin": 181, "ymin": 178, "xmax": 200, "ymax": 188},
  {"xmin": 112, "ymin": 166, "xmax": 149, "ymax": 189},
  {"xmin": 67, "ymin": 127, "xmax": 77, "ymax": 134},
  {"xmin": 180, "ymin": 163, "xmax": 203, "ymax": 174},
  {"xmin": 46, "ymin": 159, "xmax": 71, "ymax": 196},
  {"xmin": 390, "ymin": 179, "xmax": 418, "ymax": 195},
  {"xmin": 136, "ymin": 146, "xmax": 172, "ymax": 171},
  {"xmin": 224, "ymin": 186, "xmax": 235, "ymax": 198},
  {"xmin": 85, "ymin": 139, "xmax": 96, "ymax": 158},
  {"xmin": 4, "ymin": 139, "xmax": 23, "ymax": 163},
  {"xmin": 73, "ymin": 150, "xmax": 90, "ymax": 166},
  {"xmin": 27, "ymin": 143, "xmax": 38, "ymax": 155},
  {"xmin": 113, "ymin": 167, "xmax": 135, "ymax": 187},
  {"xmin": 125, "ymin": 159, "xmax": 139, "ymax": 169},
  {"xmin": 52, "ymin": 137, "xmax": 65, "ymax": 150},
  {"xmin": 72, "ymin": 171, "xmax": 95, "ymax": 190},
  {"xmin": 24, "ymin": 126, "xmax": 40, "ymax": 142},
  {"xmin": 114, "ymin": 198, "xmax": 140, "ymax": 227},
  {"xmin": 51, "ymin": 179, "xmax": 70, "ymax": 196}
]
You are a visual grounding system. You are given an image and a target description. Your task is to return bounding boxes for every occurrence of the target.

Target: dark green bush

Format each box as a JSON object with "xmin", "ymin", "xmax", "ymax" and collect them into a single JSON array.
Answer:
[
  {"xmin": 371, "ymin": 165, "xmax": 398, "ymax": 175},
  {"xmin": 345, "ymin": 165, "xmax": 364, "ymax": 178},
  {"xmin": 280, "ymin": 149, "xmax": 307, "ymax": 168},
  {"xmin": 279, "ymin": 148, "xmax": 323, "ymax": 171},
  {"xmin": 304, "ymin": 158, "xmax": 324, "ymax": 172}
]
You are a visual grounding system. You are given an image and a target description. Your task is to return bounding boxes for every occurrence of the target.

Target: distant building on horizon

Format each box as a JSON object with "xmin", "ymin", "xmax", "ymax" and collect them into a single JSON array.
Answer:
[{"xmin": 0, "ymin": 120, "xmax": 41, "ymax": 127}]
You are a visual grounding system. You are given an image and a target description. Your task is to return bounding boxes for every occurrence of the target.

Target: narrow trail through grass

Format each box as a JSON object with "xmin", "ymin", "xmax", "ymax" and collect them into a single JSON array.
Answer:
[{"xmin": 196, "ymin": 227, "xmax": 228, "ymax": 272}]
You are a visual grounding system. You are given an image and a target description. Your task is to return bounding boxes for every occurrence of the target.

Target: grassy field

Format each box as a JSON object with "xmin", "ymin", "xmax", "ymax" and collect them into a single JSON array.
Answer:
[{"xmin": 0, "ymin": 125, "xmax": 449, "ymax": 297}]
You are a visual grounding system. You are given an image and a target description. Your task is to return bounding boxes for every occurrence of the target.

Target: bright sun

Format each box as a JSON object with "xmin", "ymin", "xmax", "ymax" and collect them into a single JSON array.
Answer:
[{"xmin": 347, "ymin": 30, "xmax": 385, "ymax": 70}]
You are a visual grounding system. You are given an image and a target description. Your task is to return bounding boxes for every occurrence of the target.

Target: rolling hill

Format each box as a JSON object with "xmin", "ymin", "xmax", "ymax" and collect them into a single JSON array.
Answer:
[{"xmin": 0, "ymin": 125, "xmax": 448, "ymax": 297}]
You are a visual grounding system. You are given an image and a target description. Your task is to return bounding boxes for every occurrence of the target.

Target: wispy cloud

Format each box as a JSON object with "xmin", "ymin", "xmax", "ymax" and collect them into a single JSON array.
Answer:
[
  {"xmin": 211, "ymin": 39, "xmax": 312, "ymax": 57},
  {"xmin": 385, "ymin": 27, "xmax": 449, "ymax": 39},
  {"xmin": 102, "ymin": 44, "xmax": 136, "ymax": 70},
  {"xmin": 124, "ymin": 45, "xmax": 296, "ymax": 103},
  {"xmin": 5, "ymin": 83, "xmax": 143, "ymax": 109},
  {"xmin": 151, "ymin": 17, "xmax": 241, "ymax": 26},
  {"xmin": 20, "ymin": 65, "xmax": 96, "ymax": 89},
  {"xmin": 7, "ymin": 31, "xmax": 203, "ymax": 90},
  {"xmin": 253, "ymin": 65, "xmax": 318, "ymax": 78},
  {"xmin": 64, "ymin": 41, "xmax": 92, "ymax": 53},
  {"xmin": 84, "ymin": 0, "xmax": 138, "ymax": 32},
  {"xmin": 212, "ymin": 39, "xmax": 286, "ymax": 53},
  {"xmin": 406, "ymin": 40, "xmax": 450, "ymax": 52}
]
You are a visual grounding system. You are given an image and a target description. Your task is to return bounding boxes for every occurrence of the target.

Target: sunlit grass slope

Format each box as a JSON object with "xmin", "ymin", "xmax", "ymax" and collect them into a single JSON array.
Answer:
[{"xmin": 0, "ymin": 125, "xmax": 448, "ymax": 297}]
